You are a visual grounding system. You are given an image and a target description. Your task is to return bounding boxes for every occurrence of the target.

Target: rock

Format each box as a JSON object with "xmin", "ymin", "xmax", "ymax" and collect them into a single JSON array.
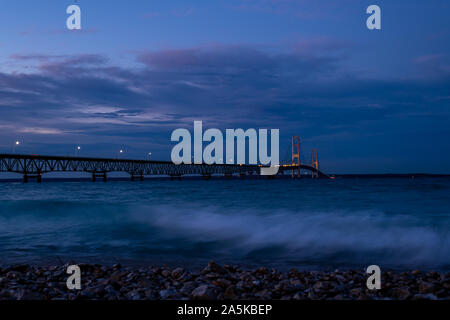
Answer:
[
  {"xmin": 334, "ymin": 275, "xmax": 345, "ymax": 282},
  {"xmin": 357, "ymin": 294, "xmax": 369, "ymax": 300},
  {"xmin": 144, "ymin": 289, "xmax": 153, "ymax": 299},
  {"xmin": 418, "ymin": 281, "xmax": 435, "ymax": 294},
  {"xmin": 224, "ymin": 285, "xmax": 238, "ymax": 300},
  {"xmin": 126, "ymin": 290, "xmax": 142, "ymax": 300},
  {"xmin": 0, "ymin": 263, "xmax": 448, "ymax": 301},
  {"xmin": 203, "ymin": 261, "xmax": 227, "ymax": 275},
  {"xmin": 6, "ymin": 271, "xmax": 22, "ymax": 279},
  {"xmin": 313, "ymin": 281, "xmax": 333, "ymax": 291},
  {"xmin": 255, "ymin": 267, "xmax": 269, "ymax": 275},
  {"xmin": 136, "ymin": 279, "xmax": 153, "ymax": 288},
  {"xmin": 391, "ymin": 287, "xmax": 410, "ymax": 300},
  {"xmin": 171, "ymin": 267, "xmax": 184, "ymax": 279},
  {"xmin": 161, "ymin": 270, "xmax": 170, "ymax": 277},
  {"xmin": 307, "ymin": 290, "xmax": 318, "ymax": 299},
  {"xmin": 191, "ymin": 285, "xmax": 217, "ymax": 300},
  {"xmin": 15, "ymin": 289, "xmax": 44, "ymax": 300},
  {"xmin": 350, "ymin": 288, "xmax": 362, "ymax": 296},
  {"xmin": 275, "ymin": 280, "xmax": 294, "ymax": 292},
  {"xmin": 179, "ymin": 281, "xmax": 197, "ymax": 296},
  {"xmin": 159, "ymin": 289, "xmax": 177, "ymax": 299},
  {"xmin": 412, "ymin": 293, "xmax": 438, "ymax": 300},
  {"xmin": 6, "ymin": 265, "xmax": 29, "ymax": 274},
  {"xmin": 293, "ymin": 291, "xmax": 306, "ymax": 300},
  {"xmin": 255, "ymin": 289, "xmax": 272, "ymax": 300},
  {"xmin": 212, "ymin": 278, "xmax": 232, "ymax": 289},
  {"xmin": 104, "ymin": 285, "xmax": 119, "ymax": 296}
]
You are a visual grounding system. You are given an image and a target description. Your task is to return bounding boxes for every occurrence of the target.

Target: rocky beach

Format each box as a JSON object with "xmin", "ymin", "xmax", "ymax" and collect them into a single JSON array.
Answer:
[{"xmin": 0, "ymin": 262, "xmax": 448, "ymax": 300}]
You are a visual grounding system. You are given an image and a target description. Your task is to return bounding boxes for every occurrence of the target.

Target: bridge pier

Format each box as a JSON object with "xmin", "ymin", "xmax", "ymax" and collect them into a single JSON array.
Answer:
[
  {"xmin": 22, "ymin": 173, "xmax": 42, "ymax": 183},
  {"xmin": 92, "ymin": 172, "xmax": 107, "ymax": 182},
  {"xmin": 291, "ymin": 168, "xmax": 301, "ymax": 179},
  {"xmin": 130, "ymin": 173, "xmax": 144, "ymax": 181}
]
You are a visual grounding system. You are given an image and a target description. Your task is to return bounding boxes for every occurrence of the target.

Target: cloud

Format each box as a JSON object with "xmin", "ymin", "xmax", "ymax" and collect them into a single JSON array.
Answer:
[
  {"xmin": 229, "ymin": 0, "xmax": 353, "ymax": 20},
  {"xmin": 18, "ymin": 127, "xmax": 65, "ymax": 135},
  {"xmin": 0, "ymin": 44, "xmax": 449, "ymax": 171},
  {"xmin": 413, "ymin": 54, "xmax": 450, "ymax": 78}
]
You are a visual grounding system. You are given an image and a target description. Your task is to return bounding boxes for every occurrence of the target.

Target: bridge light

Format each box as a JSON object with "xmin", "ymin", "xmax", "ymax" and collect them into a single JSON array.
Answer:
[
  {"xmin": 13, "ymin": 141, "xmax": 20, "ymax": 154},
  {"xmin": 77, "ymin": 146, "xmax": 81, "ymax": 150}
]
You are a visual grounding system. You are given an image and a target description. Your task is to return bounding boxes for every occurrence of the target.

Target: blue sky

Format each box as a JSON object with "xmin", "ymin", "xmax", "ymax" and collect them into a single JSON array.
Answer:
[{"xmin": 0, "ymin": 0, "xmax": 449, "ymax": 173}]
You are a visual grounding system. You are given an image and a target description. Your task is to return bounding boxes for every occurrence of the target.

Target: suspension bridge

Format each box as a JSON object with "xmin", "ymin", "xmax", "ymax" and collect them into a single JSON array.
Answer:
[{"xmin": 0, "ymin": 136, "xmax": 330, "ymax": 182}]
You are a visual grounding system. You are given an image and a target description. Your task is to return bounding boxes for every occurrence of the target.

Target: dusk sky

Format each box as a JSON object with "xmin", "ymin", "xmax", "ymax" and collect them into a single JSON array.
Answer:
[{"xmin": 0, "ymin": 0, "xmax": 449, "ymax": 173}]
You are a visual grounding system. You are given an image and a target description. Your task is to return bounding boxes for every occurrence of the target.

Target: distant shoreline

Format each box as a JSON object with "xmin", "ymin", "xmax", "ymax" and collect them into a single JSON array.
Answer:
[{"xmin": 0, "ymin": 173, "xmax": 449, "ymax": 183}]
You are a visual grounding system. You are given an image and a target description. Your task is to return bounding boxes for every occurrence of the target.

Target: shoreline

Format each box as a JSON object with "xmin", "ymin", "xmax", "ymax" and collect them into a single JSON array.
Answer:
[{"xmin": 1, "ymin": 262, "xmax": 448, "ymax": 300}]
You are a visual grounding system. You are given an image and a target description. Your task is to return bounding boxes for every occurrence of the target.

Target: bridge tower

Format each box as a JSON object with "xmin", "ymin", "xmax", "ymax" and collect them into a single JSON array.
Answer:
[
  {"xmin": 312, "ymin": 148, "xmax": 319, "ymax": 179},
  {"xmin": 291, "ymin": 136, "xmax": 301, "ymax": 179}
]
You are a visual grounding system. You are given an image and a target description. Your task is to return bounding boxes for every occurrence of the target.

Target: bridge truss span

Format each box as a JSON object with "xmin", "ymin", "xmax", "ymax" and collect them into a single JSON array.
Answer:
[
  {"xmin": 0, "ymin": 153, "xmax": 329, "ymax": 182},
  {"xmin": 0, "ymin": 154, "xmax": 261, "ymax": 182}
]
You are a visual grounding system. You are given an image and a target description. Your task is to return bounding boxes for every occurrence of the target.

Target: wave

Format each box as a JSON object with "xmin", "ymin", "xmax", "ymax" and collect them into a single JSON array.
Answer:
[
  {"xmin": 130, "ymin": 205, "xmax": 450, "ymax": 269},
  {"xmin": 1, "ymin": 200, "xmax": 449, "ymax": 269}
]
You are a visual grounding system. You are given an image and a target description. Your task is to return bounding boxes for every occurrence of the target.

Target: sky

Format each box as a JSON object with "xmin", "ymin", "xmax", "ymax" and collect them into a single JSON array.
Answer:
[{"xmin": 0, "ymin": 0, "xmax": 449, "ymax": 173}]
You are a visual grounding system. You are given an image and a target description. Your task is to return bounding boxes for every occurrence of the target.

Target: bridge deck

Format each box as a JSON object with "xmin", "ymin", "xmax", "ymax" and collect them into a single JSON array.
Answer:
[{"xmin": 0, "ymin": 154, "xmax": 329, "ymax": 181}]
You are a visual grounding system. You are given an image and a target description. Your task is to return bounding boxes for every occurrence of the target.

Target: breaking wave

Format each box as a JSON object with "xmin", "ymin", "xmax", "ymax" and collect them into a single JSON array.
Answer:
[{"xmin": 129, "ymin": 204, "xmax": 450, "ymax": 270}]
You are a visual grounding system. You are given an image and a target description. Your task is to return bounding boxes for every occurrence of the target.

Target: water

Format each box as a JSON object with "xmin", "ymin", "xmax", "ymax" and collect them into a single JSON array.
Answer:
[{"xmin": 1, "ymin": 177, "xmax": 449, "ymax": 271}]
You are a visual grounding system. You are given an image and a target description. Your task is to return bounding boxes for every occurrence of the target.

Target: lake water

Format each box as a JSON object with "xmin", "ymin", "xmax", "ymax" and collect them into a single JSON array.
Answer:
[{"xmin": 1, "ymin": 177, "xmax": 449, "ymax": 270}]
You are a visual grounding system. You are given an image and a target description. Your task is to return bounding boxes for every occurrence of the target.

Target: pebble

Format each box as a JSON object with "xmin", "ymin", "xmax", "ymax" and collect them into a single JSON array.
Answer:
[{"xmin": 0, "ymin": 262, "xmax": 448, "ymax": 300}]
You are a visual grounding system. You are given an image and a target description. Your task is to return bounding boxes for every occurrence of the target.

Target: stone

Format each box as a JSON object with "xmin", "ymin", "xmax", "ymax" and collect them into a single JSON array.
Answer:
[
  {"xmin": 191, "ymin": 285, "xmax": 217, "ymax": 300},
  {"xmin": 126, "ymin": 290, "xmax": 142, "ymax": 300},
  {"xmin": 255, "ymin": 289, "xmax": 272, "ymax": 300},
  {"xmin": 293, "ymin": 291, "xmax": 306, "ymax": 300},
  {"xmin": 391, "ymin": 287, "xmax": 410, "ymax": 300},
  {"xmin": 15, "ymin": 289, "xmax": 44, "ymax": 300},
  {"xmin": 159, "ymin": 289, "xmax": 177, "ymax": 299},
  {"xmin": 224, "ymin": 285, "xmax": 238, "ymax": 300},
  {"xmin": 212, "ymin": 278, "xmax": 232, "ymax": 289},
  {"xmin": 5, "ymin": 265, "xmax": 29, "ymax": 274},
  {"xmin": 171, "ymin": 267, "xmax": 184, "ymax": 279},
  {"xmin": 161, "ymin": 270, "xmax": 170, "ymax": 277},
  {"xmin": 203, "ymin": 261, "xmax": 227, "ymax": 275},
  {"xmin": 412, "ymin": 293, "xmax": 438, "ymax": 300},
  {"xmin": 418, "ymin": 281, "xmax": 435, "ymax": 294}
]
